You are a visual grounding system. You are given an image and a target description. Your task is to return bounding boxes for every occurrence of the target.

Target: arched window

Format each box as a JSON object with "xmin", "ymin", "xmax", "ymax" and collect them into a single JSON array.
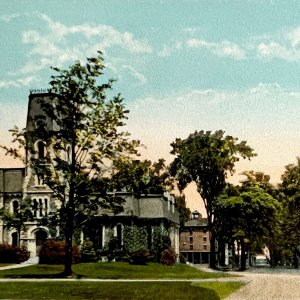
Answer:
[{"xmin": 11, "ymin": 232, "xmax": 18, "ymax": 247}]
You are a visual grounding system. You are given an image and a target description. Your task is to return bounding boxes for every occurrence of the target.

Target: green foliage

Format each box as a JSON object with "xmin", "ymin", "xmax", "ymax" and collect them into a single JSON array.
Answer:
[
  {"xmin": 0, "ymin": 243, "xmax": 30, "ymax": 264},
  {"xmin": 1, "ymin": 52, "xmax": 140, "ymax": 275},
  {"xmin": 279, "ymin": 158, "xmax": 300, "ymax": 267},
  {"xmin": 216, "ymin": 185, "xmax": 281, "ymax": 269},
  {"xmin": 170, "ymin": 130, "xmax": 256, "ymax": 268},
  {"xmin": 129, "ymin": 247, "xmax": 149, "ymax": 265},
  {"xmin": 151, "ymin": 226, "xmax": 171, "ymax": 262},
  {"xmin": 123, "ymin": 225, "xmax": 148, "ymax": 254},
  {"xmin": 111, "ymin": 158, "xmax": 168, "ymax": 196},
  {"xmin": 170, "ymin": 130, "xmax": 256, "ymax": 222},
  {"xmin": 39, "ymin": 240, "xmax": 80, "ymax": 265},
  {"xmin": 175, "ymin": 195, "xmax": 191, "ymax": 226},
  {"xmin": 80, "ymin": 240, "xmax": 97, "ymax": 262},
  {"xmin": 160, "ymin": 247, "xmax": 176, "ymax": 266},
  {"xmin": 0, "ymin": 197, "xmax": 35, "ymax": 245}
]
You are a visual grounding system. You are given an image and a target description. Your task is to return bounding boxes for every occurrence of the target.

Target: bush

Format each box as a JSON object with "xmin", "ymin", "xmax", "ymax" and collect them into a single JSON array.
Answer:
[
  {"xmin": 39, "ymin": 239, "xmax": 80, "ymax": 264},
  {"xmin": 160, "ymin": 247, "xmax": 176, "ymax": 266},
  {"xmin": 0, "ymin": 243, "xmax": 30, "ymax": 264},
  {"xmin": 179, "ymin": 253, "xmax": 187, "ymax": 264},
  {"xmin": 129, "ymin": 247, "xmax": 149, "ymax": 265},
  {"xmin": 80, "ymin": 240, "xmax": 97, "ymax": 263}
]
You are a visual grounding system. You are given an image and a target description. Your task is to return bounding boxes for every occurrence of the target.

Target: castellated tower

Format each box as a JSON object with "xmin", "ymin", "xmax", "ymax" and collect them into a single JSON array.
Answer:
[{"xmin": 21, "ymin": 92, "xmax": 59, "ymax": 256}]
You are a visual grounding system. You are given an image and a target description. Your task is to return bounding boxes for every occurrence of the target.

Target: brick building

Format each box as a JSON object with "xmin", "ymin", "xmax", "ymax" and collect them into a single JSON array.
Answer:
[{"xmin": 180, "ymin": 210, "xmax": 210, "ymax": 264}]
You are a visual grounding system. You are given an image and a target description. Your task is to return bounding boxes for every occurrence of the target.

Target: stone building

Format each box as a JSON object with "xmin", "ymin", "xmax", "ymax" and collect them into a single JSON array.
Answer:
[
  {"xmin": 0, "ymin": 92, "xmax": 180, "ymax": 257},
  {"xmin": 180, "ymin": 210, "xmax": 210, "ymax": 264}
]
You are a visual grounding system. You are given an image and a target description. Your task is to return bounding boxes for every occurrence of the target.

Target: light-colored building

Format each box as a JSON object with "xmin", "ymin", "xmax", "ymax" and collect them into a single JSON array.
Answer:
[{"xmin": 0, "ymin": 92, "xmax": 180, "ymax": 257}]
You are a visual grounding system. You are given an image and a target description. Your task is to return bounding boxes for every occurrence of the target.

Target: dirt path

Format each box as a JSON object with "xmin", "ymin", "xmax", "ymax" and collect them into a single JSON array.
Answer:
[{"xmin": 226, "ymin": 272, "xmax": 300, "ymax": 300}]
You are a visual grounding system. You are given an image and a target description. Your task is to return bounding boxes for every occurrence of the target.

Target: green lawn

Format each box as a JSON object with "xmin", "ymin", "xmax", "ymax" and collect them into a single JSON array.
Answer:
[
  {"xmin": 0, "ymin": 281, "xmax": 244, "ymax": 300},
  {"xmin": 0, "ymin": 264, "xmax": 12, "ymax": 267},
  {"xmin": 0, "ymin": 262, "xmax": 229, "ymax": 279}
]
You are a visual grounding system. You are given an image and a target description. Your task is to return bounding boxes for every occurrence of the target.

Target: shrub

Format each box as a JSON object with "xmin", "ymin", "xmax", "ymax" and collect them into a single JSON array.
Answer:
[
  {"xmin": 80, "ymin": 240, "xmax": 97, "ymax": 263},
  {"xmin": 160, "ymin": 247, "xmax": 176, "ymax": 266},
  {"xmin": 39, "ymin": 239, "xmax": 80, "ymax": 264},
  {"xmin": 179, "ymin": 253, "xmax": 187, "ymax": 264},
  {"xmin": 0, "ymin": 243, "xmax": 29, "ymax": 264},
  {"xmin": 129, "ymin": 247, "xmax": 149, "ymax": 265}
]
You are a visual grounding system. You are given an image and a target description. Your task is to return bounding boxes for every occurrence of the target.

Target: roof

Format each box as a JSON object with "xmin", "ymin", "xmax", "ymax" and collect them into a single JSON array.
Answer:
[{"xmin": 183, "ymin": 218, "xmax": 208, "ymax": 227}]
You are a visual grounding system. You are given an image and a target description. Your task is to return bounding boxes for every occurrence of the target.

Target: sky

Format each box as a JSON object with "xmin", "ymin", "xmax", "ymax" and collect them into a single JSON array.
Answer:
[{"xmin": 0, "ymin": 0, "xmax": 299, "ymax": 212}]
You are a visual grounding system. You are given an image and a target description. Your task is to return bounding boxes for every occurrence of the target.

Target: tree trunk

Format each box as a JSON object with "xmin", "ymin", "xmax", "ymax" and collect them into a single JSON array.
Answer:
[
  {"xmin": 240, "ymin": 239, "xmax": 247, "ymax": 271},
  {"xmin": 209, "ymin": 231, "xmax": 217, "ymax": 269},
  {"xmin": 63, "ymin": 185, "xmax": 75, "ymax": 276}
]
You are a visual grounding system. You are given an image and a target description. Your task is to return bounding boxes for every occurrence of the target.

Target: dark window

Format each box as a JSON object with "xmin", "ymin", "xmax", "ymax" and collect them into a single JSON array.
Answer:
[
  {"xmin": 12, "ymin": 232, "xmax": 18, "ymax": 247},
  {"xmin": 44, "ymin": 198, "xmax": 48, "ymax": 216},
  {"xmin": 39, "ymin": 199, "xmax": 43, "ymax": 217},
  {"xmin": 12, "ymin": 201, "xmax": 19, "ymax": 214},
  {"xmin": 190, "ymin": 245, "xmax": 193, "ymax": 250},
  {"xmin": 189, "ymin": 236, "xmax": 193, "ymax": 243},
  {"xmin": 203, "ymin": 236, "xmax": 207, "ymax": 242},
  {"xmin": 37, "ymin": 141, "xmax": 45, "ymax": 159},
  {"xmin": 203, "ymin": 245, "xmax": 207, "ymax": 250}
]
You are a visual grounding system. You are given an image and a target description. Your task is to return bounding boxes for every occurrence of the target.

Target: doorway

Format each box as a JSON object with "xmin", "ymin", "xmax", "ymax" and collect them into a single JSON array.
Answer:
[{"xmin": 35, "ymin": 230, "xmax": 47, "ymax": 255}]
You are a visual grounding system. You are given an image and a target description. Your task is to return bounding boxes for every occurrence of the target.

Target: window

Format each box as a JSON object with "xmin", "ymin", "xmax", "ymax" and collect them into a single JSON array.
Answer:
[
  {"xmin": 39, "ymin": 199, "xmax": 43, "ymax": 217},
  {"xmin": 36, "ymin": 174, "xmax": 45, "ymax": 186},
  {"xmin": 189, "ymin": 236, "xmax": 193, "ymax": 243},
  {"xmin": 32, "ymin": 198, "xmax": 49, "ymax": 218},
  {"xmin": 32, "ymin": 199, "xmax": 38, "ymax": 218},
  {"xmin": 203, "ymin": 245, "xmax": 207, "ymax": 250},
  {"xmin": 12, "ymin": 200, "xmax": 19, "ymax": 214},
  {"xmin": 37, "ymin": 141, "xmax": 45, "ymax": 159},
  {"xmin": 203, "ymin": 236, "xmax": 207, "ymax": 242},
  {"xmin": 190, "ymin": 245, "xmax": 193, "ymax": 250}
]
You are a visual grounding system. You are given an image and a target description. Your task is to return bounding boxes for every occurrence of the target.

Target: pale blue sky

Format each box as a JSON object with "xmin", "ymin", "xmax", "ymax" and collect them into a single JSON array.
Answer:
[{"xmin": 0, "ymin": 0, "xmax": 299, "ymax": 190}]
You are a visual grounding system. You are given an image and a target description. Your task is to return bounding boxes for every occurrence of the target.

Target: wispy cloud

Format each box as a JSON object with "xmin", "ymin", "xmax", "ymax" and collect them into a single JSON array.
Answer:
[
  {"xmin": 0, "ymin": 76, "xmax": 39, "ymax": 88},
  {"xmin": 186, "ymin": 38, "xmax": 246, "ymax": 60},
  {"xmin": 2, "ymin": 12, "xmax": 152, "ymax": 88},
  {"xmin": 255, "ymin": 26, "xmax": 300, "ymax": 61}
]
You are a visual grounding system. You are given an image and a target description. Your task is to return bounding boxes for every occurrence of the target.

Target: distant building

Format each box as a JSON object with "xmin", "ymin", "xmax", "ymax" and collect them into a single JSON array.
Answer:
[
  {"xmin": 180, "ymin": 210, "xmax": 210, "ymax": 264},
  {"xmin": 0, "ymin": 92, "xmax": 180, "ymax": 257}
]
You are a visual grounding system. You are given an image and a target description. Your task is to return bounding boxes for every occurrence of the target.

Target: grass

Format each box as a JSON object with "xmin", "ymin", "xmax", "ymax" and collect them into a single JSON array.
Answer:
[
  {"xmin": 0, "ymin": 281, "xmax": 243, "ymax": 300},
  {"xmin": 0, "ymin": 262, "xmax": 229, "ymax": 279},
  {"xmin": 194, "ymin": 281, "xmax": 245, "ymax": 299}
]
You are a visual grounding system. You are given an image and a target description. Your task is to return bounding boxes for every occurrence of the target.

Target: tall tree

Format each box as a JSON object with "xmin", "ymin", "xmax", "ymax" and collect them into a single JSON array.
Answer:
[
  {"xmin": 216, "ymin": 185, "xmax": 280, "ymax": 270},
  {"xmin": 3, "ymin": 52, "xmax": 139, "ymax": 276},
  {"xmin": 111, "ymin": 158, "xmax": 168, "ymax": 196},
  {"xmin": 169, "ymin": 130, "xmax": 256, "ymax": 268},
  {"xmin": 279, "ymin": 157, "xmax": 300, "ymax": 267}
]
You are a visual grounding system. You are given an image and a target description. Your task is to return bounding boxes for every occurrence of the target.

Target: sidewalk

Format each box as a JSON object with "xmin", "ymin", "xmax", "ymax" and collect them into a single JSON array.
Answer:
[{"xmin": 0, "ymin": 256, "xmax": 39, "ymax": 271}]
